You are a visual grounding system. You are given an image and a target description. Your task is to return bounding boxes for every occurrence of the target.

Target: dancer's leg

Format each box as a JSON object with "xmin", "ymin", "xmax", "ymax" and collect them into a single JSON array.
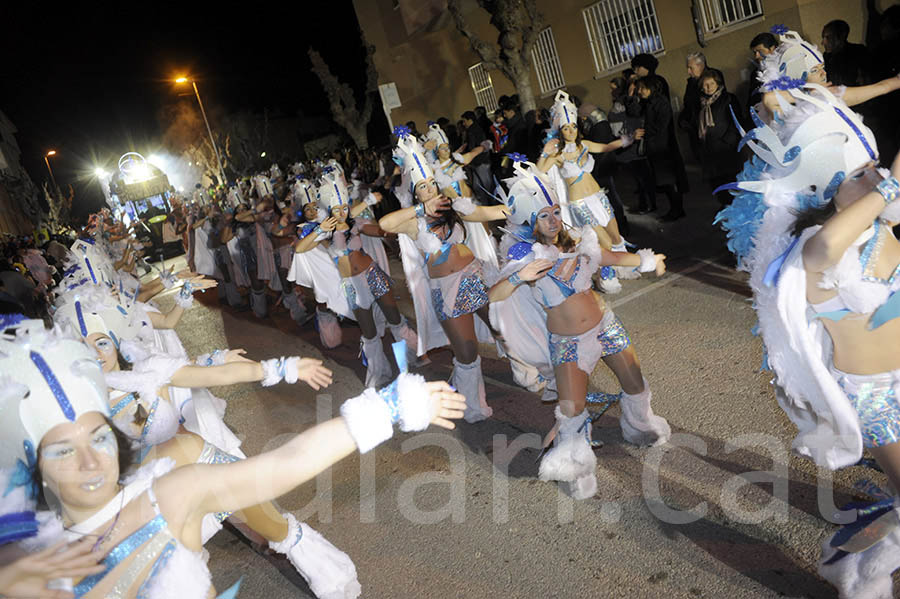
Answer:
[{"xmin": 441, "ymin": 313, "xmax": 491, "ymax": 422}]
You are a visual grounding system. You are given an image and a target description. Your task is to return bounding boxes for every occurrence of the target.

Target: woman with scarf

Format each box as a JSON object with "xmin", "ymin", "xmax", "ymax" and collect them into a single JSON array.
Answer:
[{"xmin": 696, "ymin": 68, "xmax": 743, "ymax": 206}]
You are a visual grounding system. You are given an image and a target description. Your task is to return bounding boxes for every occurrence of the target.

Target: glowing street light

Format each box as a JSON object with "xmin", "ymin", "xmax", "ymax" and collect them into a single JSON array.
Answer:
[
  {"xmin": 260, "ymin": 152, "xmax": 266, "ymax": 158},
  {"xmin": 94, "ymin": 167, "xmax": 108, "ymax": 178},
  {"xmin": 174, "ymin": 75, "xmax": 226, "ymax": 186},
  {"xmin": 44, "ymin": 151, "xmax": 59, "ymax": 192}
]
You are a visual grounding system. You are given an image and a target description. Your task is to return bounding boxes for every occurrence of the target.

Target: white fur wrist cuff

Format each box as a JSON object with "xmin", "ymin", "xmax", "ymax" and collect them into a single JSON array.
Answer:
[
  {"xmin": 364, "ymin": 192, "xmax": 379, "ymax": 206},
  {"xmin": 451, "ymin": 196, "xmax": 476, "ymax": 216},
  {"xmin": 260, "ymin": 358, "xmax": 284, "ymax": 387},
  {"xmin": 452, "ymin": 152, "xmax": 466, "ymax": 164},
  {"xmin": 340, "ymin": 388, "xmax": 394, "ymax": 453},
  {"xmin": 160, "ymin": 273, "xmax": 177, "ymax": 289},
  {"xmin": 879, "ymin": 200, "xmax": 900, "ymax": 224},
  {"xmin": 196, "ymin": 349, "xmax": 227, "ymax": 366},
  {"xmin": 636, "ymin": 249, "xmax": 657, "ymax": 273},
  {"xmin": 395, "ymin": 372, "xmax": 432, "ymax": 432},
  {"xmin": 283, "ymin": 357, "xmax": 300, "ymax": 384},
  {"xmin": 174, "ymin": 291, "xmax": 194, "ymax": 308}
]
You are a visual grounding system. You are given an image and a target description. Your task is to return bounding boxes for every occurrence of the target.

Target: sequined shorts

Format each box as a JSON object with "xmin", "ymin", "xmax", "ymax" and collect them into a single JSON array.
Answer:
[
  {"xmin": 429, "ymin": 259, "xmax": 489, "ymax": 321},
  {"xmin": 568, "ymin": 191, "xmax": 614, "ymax": 228},
  {"xmin": 342, "ymin": 263, "xmax": 392, "ymax": 312},
  {"xmin": 832, "ymin": 367, "xmax": 900, "ymax": 448},
  {"xmin": 549, "ymin": 310, "xmax": 630, "ymax": 375}
]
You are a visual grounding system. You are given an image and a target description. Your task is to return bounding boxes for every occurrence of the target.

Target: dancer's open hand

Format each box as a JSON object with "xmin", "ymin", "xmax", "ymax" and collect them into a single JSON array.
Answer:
[
  {"xmin": 519, "ymin": 259, "xmax": 553, "ymax": 281},
  {"xmin": 295, "ymin": 358, "xmax": 333, "ymax": 390},
  {"xmin": 320, "ymin": 217, "xmax": 339, "ymax": 232},
  {"xmin": 425, "ymin": 381, "xmax": 466, "ymax": 429},
  {"xmin": 184, "ymin": 275, "xmax": 217, "ymax": 291},
  {"xmin": 0, "ymin": 538, "xmax": 104, "ymax": 599},
  {"xmin": 424, "ymin": 196, "xmax": 451, "ymax": 217},
  {"xmin": 224, "ymin": 349, "xmax": 253, "ymax": 364}
]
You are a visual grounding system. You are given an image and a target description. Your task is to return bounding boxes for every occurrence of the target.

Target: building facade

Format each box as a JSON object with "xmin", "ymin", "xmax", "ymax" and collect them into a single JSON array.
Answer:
[
  {"xmin": 0, "ymin": 109, "xmax": 44, "ymax": 236},
  {"xmin": 355, "ymin": 0, "xmax": 880, "ymax": 130}
]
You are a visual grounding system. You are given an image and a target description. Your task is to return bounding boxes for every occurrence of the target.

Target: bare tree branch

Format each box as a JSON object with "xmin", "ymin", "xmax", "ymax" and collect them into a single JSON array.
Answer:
[{"xmin": 446, "ymin": 0, "xmax": 545, "ymax": 112}]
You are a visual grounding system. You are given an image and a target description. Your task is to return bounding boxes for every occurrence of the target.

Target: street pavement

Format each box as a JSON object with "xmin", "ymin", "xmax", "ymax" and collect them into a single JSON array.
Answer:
[{"xmin": 150, "ymin": 166, "xmax": 893, "ymax": 598}]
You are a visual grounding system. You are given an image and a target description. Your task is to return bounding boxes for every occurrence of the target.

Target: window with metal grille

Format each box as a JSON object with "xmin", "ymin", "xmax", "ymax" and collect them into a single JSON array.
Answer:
[
  {"xmin": 467, "ymin": 63, "xmax": 499, "ymax": 112},
  {"xmin": 696, "ymin": 0, "xmax": 763, "ymax": 36},
  {"xmin": 582, "ymin": 0, "xmax": 664, "ymax": 76},
  {"xmin": 531, "ymin": 27, "xmax": 566, "ymax": 95}
]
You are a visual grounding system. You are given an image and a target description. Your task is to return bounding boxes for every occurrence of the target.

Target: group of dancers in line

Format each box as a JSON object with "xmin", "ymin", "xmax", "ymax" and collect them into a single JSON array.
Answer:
[{"xmin": 2, "ymin": 24, "xmax": 900, "ymax": 598}]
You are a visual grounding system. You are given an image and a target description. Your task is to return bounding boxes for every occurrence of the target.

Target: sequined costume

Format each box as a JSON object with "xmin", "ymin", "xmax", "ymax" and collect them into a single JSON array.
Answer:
[{"xmin": 549, "ymin": 310, "xmax": 631, "ymax": 373}]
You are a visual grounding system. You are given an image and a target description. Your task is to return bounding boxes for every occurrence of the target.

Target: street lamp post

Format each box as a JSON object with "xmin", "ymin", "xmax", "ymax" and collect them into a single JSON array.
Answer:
[
  {"xmin": 44, "ymin": 150, "xmax": 59, "ymax": 193},
  {"xmin": 175, "ymin": 77, "xmax": 227, "ymax": 188}
]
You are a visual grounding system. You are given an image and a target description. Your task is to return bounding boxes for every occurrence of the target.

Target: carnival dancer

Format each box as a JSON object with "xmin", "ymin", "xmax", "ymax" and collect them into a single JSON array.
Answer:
[
  {"xmin": 536, "ymin": 91, "xmax": 636, "ymax": 293},
  {"xmin": 759, "ymin": 26, "xmax": 900, "ymax": 124},
  {"xmin": 715, "ymin": 28, "xmax": 900, "ymax": 597},
  {"xmin": 295, "ymin": 173, "xmax": 418, "ymax": 387},
  {"xmin": 423, "ymin": 123, "xmax": 500, "ymax": 274},
  {"xmin": 288, "ymin": 184, "xmax": 352, "ymax": 349},
  {"xmin": 0, "ymin": 319, "xmax": 465, "ymax": 598},
  {"xmin": 379, "ymin": 131, "xmax": 508, "ymax": 422},
  {"xmin": 489, "ymin": 159, "xmax": 670, "ymax": 499}
]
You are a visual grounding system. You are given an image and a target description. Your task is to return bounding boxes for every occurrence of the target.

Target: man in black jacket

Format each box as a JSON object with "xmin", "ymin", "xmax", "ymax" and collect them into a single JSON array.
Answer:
[
  {"xmin": 678, "ymin": 52, "xmax": 707, "ymax": 161},
  {"xmin": 461, "ymin": 111, "xmax": 493, "ymax": 204}
]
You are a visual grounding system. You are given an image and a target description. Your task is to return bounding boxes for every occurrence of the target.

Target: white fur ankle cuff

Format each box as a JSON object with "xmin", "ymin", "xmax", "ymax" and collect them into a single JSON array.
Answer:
[
  {"xmin": 340, "ymin": 388, "xmax": 394, "ymax": 453},
  {"xmin": 636, "ymin": 249, "xmax": 657, "ymax": 273}
]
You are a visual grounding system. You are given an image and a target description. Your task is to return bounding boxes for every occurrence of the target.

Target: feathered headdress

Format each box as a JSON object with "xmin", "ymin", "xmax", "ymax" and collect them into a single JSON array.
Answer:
[
  {"xmin": 549, "ymin": 90, "xmax": 577, "ymax": 135},
  {"xmin": 317, "ymin": 171, "xmax": 350, "ymax": 213},
  {"xmin": 393, "ymin": 126, "xmax": 434, "ymax": 185},
  {"xmin": 759, "ymin": 26, "xmax": 825, "ymax": 91},
  {"xmin": 503, "ymin": 157, "xmax": 559, "ymax": 227},
  {"xmin": 0, "ymin": 320, "xmax": 110, "ymax": 501}
]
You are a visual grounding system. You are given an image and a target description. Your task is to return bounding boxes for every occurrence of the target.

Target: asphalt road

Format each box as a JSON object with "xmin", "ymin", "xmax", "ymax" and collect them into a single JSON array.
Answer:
[{"xmin": 151, "ymin": 167, "xmax": 895, "ymax": 599}]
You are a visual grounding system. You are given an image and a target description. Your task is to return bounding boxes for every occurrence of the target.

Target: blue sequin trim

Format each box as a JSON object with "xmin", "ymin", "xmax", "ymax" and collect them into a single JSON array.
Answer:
[
  {"xmin": 74, "ymin": 515, "xmax": 167, "ymax": 595},
  {"xmin": 29, "ymin": 350, "xmax": 75, "ymax": 421},
  {"xmin": 378, "ymin": 380, "xmax": 401, "ymax": 424},
  {"xmin": 365, "ymin": 264, "xmax": 392, "ymax": 300},
  {"xmin": 430, "ymin": 274, "xmax": 489, "ymax": 321},
  {"xmin": 838, "ymin": 376, "xmax": 900, "ymax": 448}
]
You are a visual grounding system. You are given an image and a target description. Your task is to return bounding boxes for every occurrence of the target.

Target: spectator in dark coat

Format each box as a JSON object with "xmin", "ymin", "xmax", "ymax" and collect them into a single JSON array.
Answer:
[
  {"xmin": 747, "ymin": 32, "xmax": 778, "ymax": 123},
  {"xmin": 460, "ymin": 110, "xmax": 493, "ymax": 204},
  {"xmin": 631, "ymin": 53, "xmax": 669, "ymax": 99},
  {"xmin": 696, "ymin": 69, "xmax": 743, "ymax": 206},
  {"xmin": 635, "ymin": 76, "xmax": 688, "ymax": 221},
  {"xmin": 678, "ymin": 52, "xmax": 707, "ymax": 161},
  {"xmin": 437, "ymin": 117, "xmax": 461, "ymax": 150},
  {"xmin": 822, "ymin": 20, "xmax": 871, "ymax": 86}
]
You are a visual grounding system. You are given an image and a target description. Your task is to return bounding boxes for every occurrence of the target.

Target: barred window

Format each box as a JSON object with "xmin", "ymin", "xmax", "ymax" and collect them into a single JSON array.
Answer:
[
  {"xmin": 467, "ymin": 63, "xmax": 499, "ymax": 112},
  {"xmin": 583, "ymin": 0, "xmax": 664, "ymax": 76},
  {"xmin": 696, "ymin": 0, "xmax": 764, "ymax": 36},
  {"xmin": 531, "ymin": 27, "xmax": 566, "ymax": 95}
]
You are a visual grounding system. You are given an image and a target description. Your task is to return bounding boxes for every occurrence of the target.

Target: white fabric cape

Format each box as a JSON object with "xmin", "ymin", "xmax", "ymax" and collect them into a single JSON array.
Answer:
[
  {"xmin": 287, "ymin": 246, "xmax": 355, "ymax": 320},
  {"xmin": 750, "ymin": 217, "xmax": 863, "ymax": 469}
]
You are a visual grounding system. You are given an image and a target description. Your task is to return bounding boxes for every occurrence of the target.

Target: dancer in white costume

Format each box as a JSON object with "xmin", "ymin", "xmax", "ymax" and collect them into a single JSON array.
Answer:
[
  {"xmin": 295, "ymin": 173, "xmax": 418, "ymax": 387},
  {"xmin": 0, "ymin": 320, "xmax": 465, "ymax": 598},
  {"xmin": 715, "ymin": 26, "xmax": 900, "ymax": 599},
  {"xmin": 537, "ymin": 91, "xmax": 636, "ymax": 293},
  {"xmin": 288, "ymin": 182, "xmax": 353, "ymax": 349},
  {"xmin": 423, "ymin": 123, "xmax": 500, "ymax": 275},
  {"xmin": 380, "ymin": 129, "xmax": 508, "ymax": 422},
  {"xmin": 488, "ymin": 158, "xmax": 670, "ymax": 499}
]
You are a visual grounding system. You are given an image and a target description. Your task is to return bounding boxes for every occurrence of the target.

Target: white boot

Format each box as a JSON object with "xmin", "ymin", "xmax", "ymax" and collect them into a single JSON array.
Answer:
[
  {"xmin": 538, "ymin": 407, "xmax": 597, "ymax": 500},
  {"xmin": 819, "ymin": 507, "xmax": 900, "ymax": 599},
  {"xmin": 250, "ymin": 288, "xmax": 268, "ymax": 318},
  {"xmin": 620, "ymin": 379, "xmax": 670, "ymax": 447},
  {"xmin": 316, "ymin": 308, "xmax": 342, "ymax": 349},
  {"xmin": 361, "ymin": 335, "xmax": 392, "ymax": 388},
  {"xmin": 222, "ymin": 280, "xmax": 245, "ymax": 307},
  {"xmin": 451, "ymin": 356, "xmax": 492, "ymax": 423},
  {"xmin": 388, "ymin": 316, "xmax": 427, "ymax": 366},
  {"xmin": 269, "ymin": 514, "xmax": 362, "ymax": 599}
]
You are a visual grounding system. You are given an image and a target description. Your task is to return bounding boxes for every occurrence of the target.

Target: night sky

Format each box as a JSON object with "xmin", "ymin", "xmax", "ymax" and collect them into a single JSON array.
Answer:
[{"xmin": 2, "ymin": 1, "xmax": 368, "ymax": 220}]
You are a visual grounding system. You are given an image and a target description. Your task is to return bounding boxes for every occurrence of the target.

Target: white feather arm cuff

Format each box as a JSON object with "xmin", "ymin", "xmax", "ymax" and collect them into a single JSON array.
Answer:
[{"xmin": 451, "ymin": 196, "xmax": 476, "ymax": 216}]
